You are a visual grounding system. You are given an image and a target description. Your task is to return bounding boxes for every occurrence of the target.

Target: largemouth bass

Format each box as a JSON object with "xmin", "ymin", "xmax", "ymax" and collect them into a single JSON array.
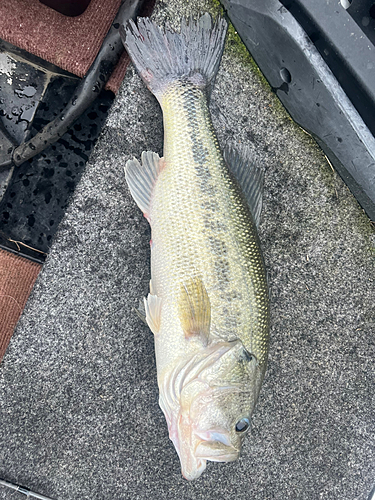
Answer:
[{"xmin": 120, "ymin": 14, "xmax": 270, "ymax": 480}]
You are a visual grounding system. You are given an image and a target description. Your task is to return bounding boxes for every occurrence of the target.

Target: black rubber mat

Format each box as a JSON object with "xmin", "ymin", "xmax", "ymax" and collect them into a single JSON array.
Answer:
[{"xmin": 0, "ymin": 76, "xmax": 113, "ymax": 260}]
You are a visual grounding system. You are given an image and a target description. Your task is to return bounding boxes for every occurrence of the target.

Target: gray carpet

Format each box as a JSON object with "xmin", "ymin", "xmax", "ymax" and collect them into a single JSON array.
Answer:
[{"xmin": 1, "ymin": 0, "xmax": 375, "ymax": 499}]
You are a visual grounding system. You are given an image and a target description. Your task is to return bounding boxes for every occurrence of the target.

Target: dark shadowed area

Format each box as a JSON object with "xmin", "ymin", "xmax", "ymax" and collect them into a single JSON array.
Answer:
[{"xmin": 1, "ymin": 1, "xmax": 374, "ymax": 499}]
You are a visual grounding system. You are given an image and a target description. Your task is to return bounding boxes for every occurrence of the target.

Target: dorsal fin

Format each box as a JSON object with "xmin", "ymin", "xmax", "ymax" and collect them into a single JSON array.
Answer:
[
  {"xmin": 125, "ymin": 151, "xmax": 164, "ymax": 219},
  {"xmin": 224, "ymin": 146, "xmax": 264, "ymax": 228}
]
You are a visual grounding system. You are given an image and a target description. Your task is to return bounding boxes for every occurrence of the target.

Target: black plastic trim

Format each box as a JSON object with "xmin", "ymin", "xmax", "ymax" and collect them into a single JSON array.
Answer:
[
  {"xmin": 220, "ymin": 0, "xmax": 375, "ymax": 221},
  {"xmin": 279, "ymin": 0, "xmax": 375, "ymax": 138}
]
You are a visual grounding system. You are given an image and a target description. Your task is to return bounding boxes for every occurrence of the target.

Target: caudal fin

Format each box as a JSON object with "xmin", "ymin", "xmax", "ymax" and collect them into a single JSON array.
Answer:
[{"xmin": 120, "ymin": 13, "xmax": 228, "ymax": 98}]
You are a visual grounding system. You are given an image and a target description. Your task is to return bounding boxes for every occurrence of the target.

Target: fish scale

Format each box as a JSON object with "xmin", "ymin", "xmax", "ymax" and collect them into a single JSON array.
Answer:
[
  {"xmin": 121, "ymin": 14, "xmax": 270, "ymax": 480},
  {"xmin": 151, "ymin": 83, "xmax": 269, "ymax": 369}
]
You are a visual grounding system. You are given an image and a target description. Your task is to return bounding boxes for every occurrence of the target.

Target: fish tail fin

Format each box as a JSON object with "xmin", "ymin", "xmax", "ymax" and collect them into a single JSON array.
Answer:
[{"xmin": 120, "ymin": 13, "xmax": 228, "ymax": 98}]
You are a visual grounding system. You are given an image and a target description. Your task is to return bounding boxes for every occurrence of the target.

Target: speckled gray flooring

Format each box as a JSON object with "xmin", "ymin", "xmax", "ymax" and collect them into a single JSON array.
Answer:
[{"xmin": 1, "ymin": 1, "xmax": 375, "ymax": 499}]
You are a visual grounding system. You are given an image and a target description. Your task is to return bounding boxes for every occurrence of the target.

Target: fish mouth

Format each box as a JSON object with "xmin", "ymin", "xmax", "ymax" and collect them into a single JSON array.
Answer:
[
  {"xmin": 181, "ymin": 457, "xmax": 207, "ymax": 481},
  {"xmin": 178, "ymin": 425, "xmax": 239, "ymax": 480},
  {"xmin": 180, "ymin": 442, "xmax": 239, "ymax": 480},
  {"xmin": 195, "ymin": 441, "xmax": 239, "ymax": 463}
]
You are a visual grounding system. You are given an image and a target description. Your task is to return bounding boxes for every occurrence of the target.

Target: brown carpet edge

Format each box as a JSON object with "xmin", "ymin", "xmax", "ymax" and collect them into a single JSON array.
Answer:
[
  {"xmin": 0, "ymin": 249, "xmax": 41, "ymax": 361},
  {"xmin": 0, "ymin": 0, "xmax": 127, "ymax": 93}
]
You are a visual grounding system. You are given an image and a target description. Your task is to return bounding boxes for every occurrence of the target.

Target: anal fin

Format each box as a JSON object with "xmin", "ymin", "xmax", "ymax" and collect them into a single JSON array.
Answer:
[
  {"xmin": 178, "ymin": 277, "xmax": 211, "ymax": 345},
  {"xmin": 125, "ymin": 151, "xmax": 164, "ymax": 219}
]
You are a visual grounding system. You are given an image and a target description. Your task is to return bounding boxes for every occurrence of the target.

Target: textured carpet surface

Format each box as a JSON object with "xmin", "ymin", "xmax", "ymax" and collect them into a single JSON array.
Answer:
[
  {"xmin": 0, "ymin": 0, "xmax": 127, "ymax": 93},
  {"xmin": 0, "ymin": 250, "xmax": 41, "ymax": 361},
  {"xmin": 1, "ymin": 0, "xmax": 375, "ymax": 499}
]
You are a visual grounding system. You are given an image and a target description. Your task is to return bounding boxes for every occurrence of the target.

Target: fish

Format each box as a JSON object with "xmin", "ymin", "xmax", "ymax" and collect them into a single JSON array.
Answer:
[{"xmin": 120, "ymin": 13, "xmax": 270, "ymax": 480}]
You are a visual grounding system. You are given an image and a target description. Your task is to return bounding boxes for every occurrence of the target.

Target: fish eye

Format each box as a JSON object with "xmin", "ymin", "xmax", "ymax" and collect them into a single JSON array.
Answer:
[{"xmin": 235, "ymin": 417, "xmax": 250, "ymax": 433}]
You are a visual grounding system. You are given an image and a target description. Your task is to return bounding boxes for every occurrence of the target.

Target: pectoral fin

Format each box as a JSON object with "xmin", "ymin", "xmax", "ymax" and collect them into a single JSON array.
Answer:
[
  {"xmin": 178, "ymin": 277, "xmax": 211, "ymax": 345},
  {"xmin": 144, "ymin": 293, "xmax": 162, "ymax": 335}
]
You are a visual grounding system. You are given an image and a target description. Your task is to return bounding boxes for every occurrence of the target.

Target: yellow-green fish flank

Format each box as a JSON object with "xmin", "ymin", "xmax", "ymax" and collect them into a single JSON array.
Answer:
[
  {"xmin": 155, "ymin": 82, "xmax": 269, "ymax": 368},
  {"xmin": 121, "ymin": 14, "xmax": 270, "ymax": 481}
]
